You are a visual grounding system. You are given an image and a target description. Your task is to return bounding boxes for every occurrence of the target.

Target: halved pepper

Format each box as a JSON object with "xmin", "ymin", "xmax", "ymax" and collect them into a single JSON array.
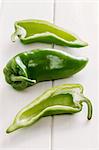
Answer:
[
  {"xmin": 3, "ymin": 48, "xmax": 88, "ymax": 90},
  {"xmin": 6, "ymin": 84, "xmax": 92, "ymax": 133},
  {"xmin": 11, "ymin": 19, "xmax": 88, "ymax": 48}
]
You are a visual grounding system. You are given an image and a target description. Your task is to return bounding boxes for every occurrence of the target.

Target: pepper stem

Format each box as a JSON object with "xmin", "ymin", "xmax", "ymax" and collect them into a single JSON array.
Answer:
[
  {"xmin": 11, "ymin": 75, "xmax": 36, "ymax": 84},
  {"xmin": 80, "ymin": 97, "xmax": 92, "ymax": 120},
  {"xmin": 11, "ymin": 32, "xmax": 18, "ymax": 42}
]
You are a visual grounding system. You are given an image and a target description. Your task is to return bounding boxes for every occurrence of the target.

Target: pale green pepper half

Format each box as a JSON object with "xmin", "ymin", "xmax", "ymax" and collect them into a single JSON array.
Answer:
[
  {"xmin": 6, "ymin": 84, "xmax": 92, "ymax": 134},
  {"xmin": 11, "ymin": 19, "xmax": 88, "ymax": 48}
]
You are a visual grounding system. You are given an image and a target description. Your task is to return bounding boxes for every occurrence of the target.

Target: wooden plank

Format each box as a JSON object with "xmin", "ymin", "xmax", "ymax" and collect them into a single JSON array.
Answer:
[
  {"xmin": 52, "ymin": 1, "xmax": 99, "ymax": 149},
  {"xmin": 0, "ymin": 1, "xmax": 54, "ymax": 149}
]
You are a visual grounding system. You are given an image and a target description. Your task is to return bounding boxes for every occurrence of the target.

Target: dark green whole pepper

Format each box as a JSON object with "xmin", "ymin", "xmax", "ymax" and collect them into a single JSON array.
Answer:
[
  {"xmin": 3, "ymin": 49, "xmax": 88, "ymax": 90},
  {"xmin": 11, "ymin": 19, "xmax": 88, "ymax": 48},
  {"xmin": 6, "ymin": 84, "xmax": 92, "ymax": 133}
]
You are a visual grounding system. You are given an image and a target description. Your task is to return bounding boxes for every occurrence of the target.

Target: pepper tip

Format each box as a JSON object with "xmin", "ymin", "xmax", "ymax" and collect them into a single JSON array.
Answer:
[{"xmin": 6, "ymin": 124, "xmax": 19, "ymax": 134}]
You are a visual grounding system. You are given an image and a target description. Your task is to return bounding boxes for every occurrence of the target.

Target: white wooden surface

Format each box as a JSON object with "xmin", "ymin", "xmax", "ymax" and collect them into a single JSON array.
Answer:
[{"xmin": 0, "ymin": 0, "xmax": 99, "ymax": 150}]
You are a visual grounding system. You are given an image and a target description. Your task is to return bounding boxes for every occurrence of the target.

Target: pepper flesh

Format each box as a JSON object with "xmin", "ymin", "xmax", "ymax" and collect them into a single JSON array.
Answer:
[
  {"xmin": 6, "ymin": 84, "xmax": 92, "ymax": 134},
  {"xmin": 3, "ymin": 48, "xmax": 88, "ymax": 90},
  {"xmin": 11, "ymin": 19, "xmax": 88, "ymax": 48}
]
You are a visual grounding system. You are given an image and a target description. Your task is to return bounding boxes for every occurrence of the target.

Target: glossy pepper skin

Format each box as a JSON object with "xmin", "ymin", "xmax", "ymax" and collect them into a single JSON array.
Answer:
[
  {"xmin": 11, "ymin": 19, "xmax": 88, "ymax": 48},
  {"xmin": 3, "ymin": 49, "xmax": 88, "ymax": 90},
  {"xmin": 6, "ymin": 84, "xmax": 92, "ymax": 134}
]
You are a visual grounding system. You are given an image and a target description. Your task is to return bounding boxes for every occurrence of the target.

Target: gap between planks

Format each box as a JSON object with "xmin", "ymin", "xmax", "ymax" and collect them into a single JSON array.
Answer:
[{"xmin": 51, "ymin": 0, "xmax": 56, "ymax": 150}]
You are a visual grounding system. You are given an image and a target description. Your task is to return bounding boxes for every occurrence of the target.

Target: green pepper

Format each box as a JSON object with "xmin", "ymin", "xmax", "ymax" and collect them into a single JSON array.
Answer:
[
  {"xmin": 6, "ymin": 84, "xmax": 92, "ymax": 134},
  {"xmin": 3, "ymin": 48, "xmax": 88, "ymax": 90},
  {"xmin": 11, "ymin": 19, "xmax": 88, "ymax": 48}
]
